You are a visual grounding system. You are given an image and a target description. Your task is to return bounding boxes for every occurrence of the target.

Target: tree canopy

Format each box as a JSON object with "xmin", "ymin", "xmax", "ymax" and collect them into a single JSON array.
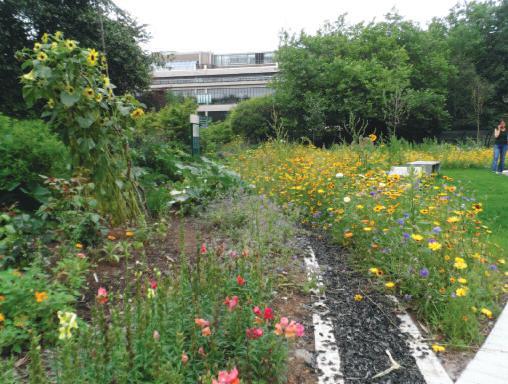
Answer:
[{"xmin": 272, "ymin": 1, "xmax": 507, "ymax": 144}]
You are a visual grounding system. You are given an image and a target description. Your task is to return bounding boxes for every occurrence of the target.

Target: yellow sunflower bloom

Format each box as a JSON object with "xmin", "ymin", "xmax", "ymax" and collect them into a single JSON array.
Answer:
[{"xmin": 87, "ymin": 49, "xmax": 99, "ymax": 66}]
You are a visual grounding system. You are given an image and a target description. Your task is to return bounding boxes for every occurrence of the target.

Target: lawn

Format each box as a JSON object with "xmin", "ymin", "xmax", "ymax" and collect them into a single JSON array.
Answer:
[{"xmin": 441, "ymin": 168, "xmax": 508, "ymax": 253}]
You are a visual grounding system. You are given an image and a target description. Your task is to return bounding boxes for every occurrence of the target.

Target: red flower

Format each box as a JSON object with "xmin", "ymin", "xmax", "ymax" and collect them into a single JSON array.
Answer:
[
  {"xmin": 236, "ymin": 275, "xmax": 245, "ymax": 286},
  {"xmin": 246, "ymin": 327, "xmax": 263, "ymax": 339},
  {"xmin": 253, "ymin": 306, "xmax": 262, "ymax": 316},
  {"xmin": 263, "ymin": 307, "xmax": 274, "ymax": 320},
  {"xmin": 224, "ymin": 296, "xmax": 239, "ymax": 311},
  {"xmin": 96, "ymin": 287, "xmax": 108, "ymax": 304},
  {"xmin": 150, "ymin": 279, "xmax": 157, "ymax": 290},
  {"xmin": 200, "ymin": 243, "xmax": 207, "ymax": 254}
]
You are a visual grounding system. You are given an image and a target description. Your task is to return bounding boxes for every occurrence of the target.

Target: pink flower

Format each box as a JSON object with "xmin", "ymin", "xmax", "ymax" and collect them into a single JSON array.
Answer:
[
  {"xmin": 76, "ymin": 252, "xmax": 86, "ymax": 259},
  {"xmin": 153, "ymin": 330, "xmax": 160, "ymax": 341},
  {"xmin": 200, "ymin": 243, "xmax": 207, "ymax": 254},
  {"xmin": 263, "ymin": 307, "xmax": 274, "ymax": 320},
  {"xmin": 201, "ymin": 326, "xmax": 211, "ymax": 337},
  {"xmin": 181, "ymin": 352, "xmax": 189, "ymax": 364},
  {"xmin": 236, "ymin": 275, "xmax": 245, "ymax": 286},
  {"xmin": 274, "ymin": 317, "xmax": 304, "ymax": 338},
  {"xmin": 198, "ymin": 346, "xmax": 206, "ymax": 357},
  {"xmin": 224, "ymin": 296, "xmax": 239, "ymax": 311},
  {"xmin": 150, "ymin": 280, "xmax": 157, "ymax": 290},
  {"xmin": 246, "ymin": 327, "xmax": 263, "ymax": 339},
  {"xmin": 253, "ymin": 306, "xmax": 262, "ymax": 316},
  {"xmin": 96, "ymin": 287, "xmax": 108, "ymax": 304},
  {"xmin": 194, "ymin": 318, "xmax": 210, "ymax": 328},
  {"xmin": 212, "ymin": 367, "xmax": 240, "ymax": 384}
]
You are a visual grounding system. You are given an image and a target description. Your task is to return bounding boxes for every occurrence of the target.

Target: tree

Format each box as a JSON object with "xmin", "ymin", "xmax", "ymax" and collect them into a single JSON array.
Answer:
[
  {"xmin": 0, "ymin": 0, "xmax": 152, "ymax": 117},
  {"xmin": 471, "ymin": 75, "xmax": 493, "ymax": 141}
]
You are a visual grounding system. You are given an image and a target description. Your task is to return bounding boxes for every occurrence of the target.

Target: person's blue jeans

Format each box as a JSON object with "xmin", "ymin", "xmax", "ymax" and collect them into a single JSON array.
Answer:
[{"xmin": 492, "ymin": 144, "xmax": 508, "ymax": 172}]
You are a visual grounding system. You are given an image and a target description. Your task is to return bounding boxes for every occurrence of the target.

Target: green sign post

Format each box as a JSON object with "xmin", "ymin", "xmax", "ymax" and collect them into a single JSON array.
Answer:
[{"xmin": 190, "ymin": 114, "xmax": 200, "ymax": 156}]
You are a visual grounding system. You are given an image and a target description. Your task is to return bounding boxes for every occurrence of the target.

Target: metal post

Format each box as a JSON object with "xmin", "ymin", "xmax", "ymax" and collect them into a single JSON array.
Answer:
[{"xmin": 190, "ymin": 114, "xmax": 200, "ymax": 156}]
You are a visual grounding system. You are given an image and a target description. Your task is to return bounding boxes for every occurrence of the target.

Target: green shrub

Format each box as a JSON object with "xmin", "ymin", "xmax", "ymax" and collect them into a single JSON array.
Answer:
[
  {"xmin": 0, "ymin": 265, "xmax": 75, "ymax": 354},
  {"xmin": 229, "ymin": 96, "xmax": 276, "ymax": 142},
  {"xmin": 0, "ymin": 114, "xmax": 70, "ymax": 208},
  {"xmin": 201, "ymin": 120, "xmax": 236, "ymax": 153},
  {"xmin": 0, "ymin": 212, "xmax": 51, "ymax": 269},
  {"xmin": 135, "ymin": 98, "xmax": 198, "ymax": 147}
]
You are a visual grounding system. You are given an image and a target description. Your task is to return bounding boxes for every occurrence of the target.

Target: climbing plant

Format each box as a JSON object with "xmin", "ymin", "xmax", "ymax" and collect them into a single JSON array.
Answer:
[{"xmin": 17, "ymin": 32, "xmax": 145, "ymax": 224}]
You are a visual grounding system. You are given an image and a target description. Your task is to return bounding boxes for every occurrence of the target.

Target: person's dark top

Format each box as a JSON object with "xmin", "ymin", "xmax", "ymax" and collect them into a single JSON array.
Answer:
[{"xmin": 495, "ymin": 130, "xmax": 508, "ymax": 145}]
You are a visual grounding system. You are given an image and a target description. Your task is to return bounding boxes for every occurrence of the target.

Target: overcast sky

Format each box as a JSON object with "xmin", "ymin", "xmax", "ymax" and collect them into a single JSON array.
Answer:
[{"xmin": 114, "ymin": 0, "xmax": 463, "ymax": 53}]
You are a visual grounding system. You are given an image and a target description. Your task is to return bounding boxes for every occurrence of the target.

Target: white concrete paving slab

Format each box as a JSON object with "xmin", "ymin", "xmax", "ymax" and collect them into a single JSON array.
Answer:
[
  {"xmin": 304, "ymin": 247, "xmax": 344, "ymax": 384},
  {"xmin": 456, "ymin": 303, "xmax": 508, "ymax": 384},
  {"xmin": 388, "ymin": 296, "xmax": 454, "ymax": 384}
]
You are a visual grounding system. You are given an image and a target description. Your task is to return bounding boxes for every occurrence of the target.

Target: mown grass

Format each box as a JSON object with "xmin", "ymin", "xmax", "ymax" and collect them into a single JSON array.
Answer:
[{"xmin": 441, "ymin": 168, "xmax": 508, "ymax": 253}]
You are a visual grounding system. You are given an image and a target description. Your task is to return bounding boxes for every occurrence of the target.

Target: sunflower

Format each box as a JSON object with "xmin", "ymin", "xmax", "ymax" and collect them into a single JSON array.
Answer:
[
  {"xmin": 95, "ymin": 93, "xmax": 103, "ymax": 102},
  {"xmin": 102, "ymin": 76, "xmax": 111, "ymax": 87},
  {"xmin": 65, "ymin": 84, "xmax": 75, "ymax": 94},
  {"xmin": 83, "ymin": 87, "xmax": 94, "ymax": 99},
  {"xmin": 37, "ymin": 51, "xmax": 48, "ymax": 61},
  {"xmin": 34, "ymin": 42, "xmax": 42, "ymax": 51},
  {"xmin": 65, "ymin": 39, "xmax": 77, "ymax": 50},
  {"xmin": 47, "ymin": 98, "xmax": 55, "ymax": 109},
  {"xmin": 369, "ymin": 134, "xmax": 377, "ymax": 142},
  {"xmin": 130, "ymin": 108, "xmax": 144, "ymax": 118},
  {"xmin": 87, "ymin": 49, "xmax": 98, "ymax": 66},
  {"xmin": 41, "ymin": 33, "xmax": 49, "ymax": 44},
  {"xmin": 54, "ymin": 31, "xmax": 63, "ymax": 40}
]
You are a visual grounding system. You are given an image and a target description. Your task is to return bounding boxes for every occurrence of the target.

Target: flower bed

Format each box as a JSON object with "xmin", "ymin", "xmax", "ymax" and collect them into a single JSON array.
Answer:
[{"xmin": 231, "ymin": 141, "xmax": 507, "ymax": 346}]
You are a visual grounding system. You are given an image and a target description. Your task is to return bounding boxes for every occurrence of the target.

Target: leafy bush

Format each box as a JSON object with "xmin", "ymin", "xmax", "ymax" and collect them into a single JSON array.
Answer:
[
  {"xmin": 201, "ymin": 120, "xmax": 236, "ymax": 154},
  {"xmin": 229, "ymin": 96, "xmax": 276, "ymax": 142},
  {"xmin": 135, "ymin": 97, "xmax": 197, "ymax": 147},
  {"xmin": 37, "ymin": 176, "xmax": 107, "ymax": 246},
  {"xmin": 0, "ymin": 212, "xmax": 51, "ymax": 269},
  {"xmin": 0, "ymin": 114, "xmax": 69, "ymax": 208},
  {"xmin": 0, "ymin": 265, "xmax": 75, "ymax": 353}
]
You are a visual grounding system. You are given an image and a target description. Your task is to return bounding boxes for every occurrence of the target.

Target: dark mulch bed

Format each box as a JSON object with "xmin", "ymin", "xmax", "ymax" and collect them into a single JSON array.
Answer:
[{"xmin": 306, "ymin": 234, "xmax": 426, "ymax": 384}]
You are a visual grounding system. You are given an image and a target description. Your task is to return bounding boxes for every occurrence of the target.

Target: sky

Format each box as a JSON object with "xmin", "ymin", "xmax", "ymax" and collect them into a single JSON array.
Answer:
[{"xmin": 114, "ymin": 0, "xmax": 462, "ymax": 53}]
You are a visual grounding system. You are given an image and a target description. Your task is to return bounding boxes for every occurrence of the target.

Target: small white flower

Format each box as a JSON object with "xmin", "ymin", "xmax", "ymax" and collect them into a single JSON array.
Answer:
[
  {"xmin": 343, "ymin": 196, "xmax": 351, "ymax": 203},
  {"xmin": 335, "ymin": 173, "xmax": 344, "ymax": 178},
  {"xmin": 379, "ymin": 182, "xmax": 386, "ymax": 187},
  {"xmin": 170, "ymin": 190, "xmax": 184, "ymax": 196}
]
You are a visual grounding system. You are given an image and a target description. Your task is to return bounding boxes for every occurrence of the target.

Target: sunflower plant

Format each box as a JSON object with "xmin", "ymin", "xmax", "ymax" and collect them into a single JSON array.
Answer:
[{"xmin": 17, "ymin": 32, "xmax": 145, "ymax": 224}]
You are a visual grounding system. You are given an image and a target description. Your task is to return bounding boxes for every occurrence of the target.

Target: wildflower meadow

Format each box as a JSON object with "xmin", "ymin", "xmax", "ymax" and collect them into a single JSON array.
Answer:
[{"xmin": 231, "ymin": 140, "xmax": 507, "ymax": 345}]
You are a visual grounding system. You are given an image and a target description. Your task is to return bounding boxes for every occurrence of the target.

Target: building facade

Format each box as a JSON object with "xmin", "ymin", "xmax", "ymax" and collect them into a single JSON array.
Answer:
[{"xmin": 150, "ymin": 51, "xmax": 278, "ymax": 121}]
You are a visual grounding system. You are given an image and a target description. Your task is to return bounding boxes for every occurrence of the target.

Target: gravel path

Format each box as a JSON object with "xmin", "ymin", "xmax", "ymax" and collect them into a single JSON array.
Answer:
[{"xmin": 306, "ymin": 235, "xmax": 427, "ymax": 384}]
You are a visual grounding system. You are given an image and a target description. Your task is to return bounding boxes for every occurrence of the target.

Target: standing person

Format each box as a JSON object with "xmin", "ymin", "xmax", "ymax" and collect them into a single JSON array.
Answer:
[{"xmin": 492, "ymin": 119, "xmax": 507, "ymax": 173}]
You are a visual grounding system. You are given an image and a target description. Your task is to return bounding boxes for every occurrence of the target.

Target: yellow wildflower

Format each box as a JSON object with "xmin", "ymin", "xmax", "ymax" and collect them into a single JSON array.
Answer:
[
  {"xmin": 36, "ymin": 51, "xmax": 48, "ymax": 61},
  {"xmin": 411, "ymin": 234, "xmax": 423, "ymax": 242},
  {"xmin": 354, "ymin": 294, "xmax": 363, "ymax": 302},
  {"xmin": 0, "ymin": 313, "xmax": 4, "ymax": 322},
  {"xmin": 480, "ymin": 308, "xmax": 493, "ymax": 319},
  {"xmin": 83, "ymin": 87, "xmax": 94, "ymax": 99},
  {"xmin": 455, "ymin": 287, "xmax": 468, "ymax": 297},
  {"xmin": 432, "ymin": 344, "xmax": 445, "ymax": 353},
  {"xmin": 428, "ymin": 242, "xmax": 442, "ymax": 251},
  {"xmin": 453, "ymin": 257, "xmax": 468, "ymax": 270},
  {"xmin": 385, "ymin": 281, "xmax": 395, "ymax": 288},
  {"xmin": 130, "ymin": 108, "xmax": 144, "ymax": 119}
]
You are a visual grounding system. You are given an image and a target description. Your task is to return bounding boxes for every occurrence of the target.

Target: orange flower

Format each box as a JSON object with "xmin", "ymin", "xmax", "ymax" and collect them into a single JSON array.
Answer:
[
  {"xmin": 201, "ymin": 326, "xmax": 211, "ymax": 337},
  {"xmin": 125, "ymin": 230, "xmax": 134, "ymax": 237},
  {"xmin": 35, "ymin": 291, "xmax": 48, "ymax": 303}
]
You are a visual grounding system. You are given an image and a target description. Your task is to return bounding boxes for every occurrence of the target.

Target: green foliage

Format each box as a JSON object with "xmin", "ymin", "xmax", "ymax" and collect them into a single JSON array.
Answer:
[
  {"xmin": 0, "ymin": 265, "xmax": 75, "ymax": 354},
  {"xmin": 0, "ymin": 114, "xmax": 70, "ymax": 208},
  {"xmin": 0, "ymin": 0, "xmax": 151, "ymax": 117},
  {"xmin": 37, "ymin": 176, "xmax": 107, "ymax": 246},
  {"xmin": 275, "ymin": 15, "xmax": 454, "ymax": 144},
  {"xmin": 0, "ymin": 212, "xmax": 50, "ymax": 269},
  {"xmin": 135, "ymin": 97, "xmax": 198, "ymax": 147},
  {"xmin": 229, "ymin": 96, "xmax": 276, "ymax": 142},
  {"xmin": 18, "ymin": 32, "xmax": 144, "ymax": 224},
  {"xmin": 201, "ymin": 120, "xmax": 236, "ymax": 153}
]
